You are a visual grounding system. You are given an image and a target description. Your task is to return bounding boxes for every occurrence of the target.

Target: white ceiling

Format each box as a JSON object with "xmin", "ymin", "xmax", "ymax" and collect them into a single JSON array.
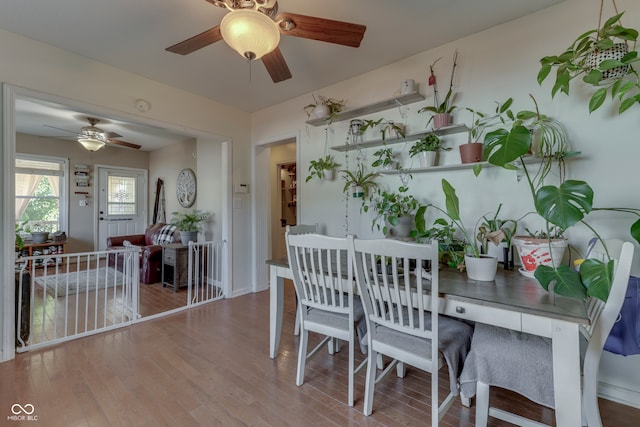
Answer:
[{"xmin": 1, "ymin": 0, "xmax": 565, "ymax": 150}]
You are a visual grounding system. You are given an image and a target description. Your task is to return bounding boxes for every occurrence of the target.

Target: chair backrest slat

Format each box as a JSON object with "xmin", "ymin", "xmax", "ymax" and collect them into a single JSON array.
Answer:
[
  {"xmin": 352, "ymin": 237, "xmax": 438, "ymax": 340},
  {"xmin": 286, "ymin": 233, "xmax": 353, "ymax": 315}
]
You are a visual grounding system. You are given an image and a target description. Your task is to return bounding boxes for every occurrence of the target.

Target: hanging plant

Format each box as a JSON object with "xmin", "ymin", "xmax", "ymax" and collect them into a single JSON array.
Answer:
[{"xmin": 537, "ymin": 3, "xmax": 640, "ymax": 114}]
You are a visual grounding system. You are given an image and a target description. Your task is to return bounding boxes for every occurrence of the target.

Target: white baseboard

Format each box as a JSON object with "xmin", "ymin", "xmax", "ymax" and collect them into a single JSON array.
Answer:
[{"xmin": 599, "ymin": 381, "xmax": 640, "ymax": 409}]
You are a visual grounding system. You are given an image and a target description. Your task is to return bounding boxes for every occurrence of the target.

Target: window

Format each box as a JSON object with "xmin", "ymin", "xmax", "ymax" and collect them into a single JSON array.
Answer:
[
  {"xmin": 107, "ymin": 175, "xmax": 137, "ymax": 215},
  {"xmin": 15, "ymin": 154, "xmax": 68, "ymax": 232}
]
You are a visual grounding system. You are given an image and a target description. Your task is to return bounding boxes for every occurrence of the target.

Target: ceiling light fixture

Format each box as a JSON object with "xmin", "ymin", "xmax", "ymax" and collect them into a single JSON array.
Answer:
[
  {"xmin": 77, "ymin": 137, "xmax": 105, "ymax": 152},
  {"xmin": 219, "ymin": 8, "xmax": 280, "ymax": 60}
]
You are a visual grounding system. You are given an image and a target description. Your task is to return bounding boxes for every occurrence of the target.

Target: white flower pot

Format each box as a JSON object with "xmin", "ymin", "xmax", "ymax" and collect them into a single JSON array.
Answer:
[
  {"xmin": 587, "ymin": 43, "xmax": 630, "ymax": 83},
  {"xmin": 351, "ymin": 185, "xmax": 364, "ymax": 198},
  {"xmin": 30, "ymin": 232, "xmax": 49, "ymax": 243},
  {"xmin": 321, "ymin": 169, "xmax": 336, "ymax": 181},
  {"xmin": 313, "ymin": 104, "xmax": 330, "ymax": 119},
  {"xmin": 465, "ymin": 254, "xmax": 498, "ymax": 281},
  {"xmin": 180, "ymin": 231, "xmax": 198, "ymax": 245},
  {"xmin": 512, "ymin": 236, "xmax": 568, "ymax": 277},
  {"xmin": 418, "ymin": 151, "xmax": 437, "ymax": 168}
]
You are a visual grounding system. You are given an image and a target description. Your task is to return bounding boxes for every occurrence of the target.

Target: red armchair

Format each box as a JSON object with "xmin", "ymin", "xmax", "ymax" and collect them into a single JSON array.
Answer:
[{"xmin": 106, "ymin": 223, "xmax": 180, "ymax": 284}]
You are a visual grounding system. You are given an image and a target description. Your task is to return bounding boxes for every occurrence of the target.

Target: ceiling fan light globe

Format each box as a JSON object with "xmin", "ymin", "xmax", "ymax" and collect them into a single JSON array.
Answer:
[
  {"xmin": 220, "ymin": 9, "xmax": 280, "ymax": 60},
  {"xmin": 77, "ymin": 137, "xmax": 105, "ymax": 152}
]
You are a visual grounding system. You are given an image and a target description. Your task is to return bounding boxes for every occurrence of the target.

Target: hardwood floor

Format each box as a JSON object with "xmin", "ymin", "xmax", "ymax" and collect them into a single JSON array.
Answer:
[{"xmin": 3, "ymin": 284, "xmax": 639, "ymax": 426}]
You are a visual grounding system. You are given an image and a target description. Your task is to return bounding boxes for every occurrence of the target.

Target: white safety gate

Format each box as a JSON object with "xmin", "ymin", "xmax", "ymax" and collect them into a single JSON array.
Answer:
[
  {"xmin": 15, "ymin": 240, "xmax": 228, "ymax": 352},
  {"xmin": 187, "ymin": 240, "xmax": 226, "ymax": 306},
  {"xmin": 15, "ymin": 247, "xmax": 140, "ymax": 352}
]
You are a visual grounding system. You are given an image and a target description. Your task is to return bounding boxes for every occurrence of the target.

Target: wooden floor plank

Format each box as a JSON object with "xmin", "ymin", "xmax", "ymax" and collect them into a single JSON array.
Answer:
[{"xmin": 2, "ymin": 287, "xmax": 639, "ymax": 426}]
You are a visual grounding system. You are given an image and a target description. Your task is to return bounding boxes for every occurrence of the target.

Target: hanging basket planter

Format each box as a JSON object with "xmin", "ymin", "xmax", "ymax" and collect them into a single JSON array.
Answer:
[{"xmin": 586, "ymin": 43, "xmax": 631, "ymax": 83}]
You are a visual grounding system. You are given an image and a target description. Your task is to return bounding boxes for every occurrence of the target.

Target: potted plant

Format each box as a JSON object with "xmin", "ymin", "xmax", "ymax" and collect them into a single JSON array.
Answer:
[
  {"xmin": 408, "ymin": 133, "xmax": 450, "ymax": 167},
  {"xmin": 418, "ymin": 50, "xmax": 459, "ymax": 129},
  {"xmin": 415, "ymin": 179, "xmax": 498, "ymax": 281},
  {"xmin": 171, "ymin": 209, "xmax": 208, "ymax": 245},
  {"xmin": 413, "ymin": 217, "xmax": 466, "ymax": 271},
  {"xmin": 371, "ymin": 146, "xmax": 398, "ymax": 170},
  {"xmin": 483, "ymin": 117, "xmax": 640, "ymax": 300},
  {"xmin": 341, "ymin": 163, "xmax": 380, "ymax": 199},
  {"xmin": 305, "ymin": 155, "xmax": 340, "ymax": 182},
  {"xmin": 366, "ymin": 186, "xmax": 422, "ymax": 238},
  {"xmin": 538, "ymin": 11, "xmax": 640, "ymax": 114},
  {"xmin": 303, "ymin": 94, "xmax": 345, "ymax": 122},
  {"xmin": 27, "ymin": 223, "xmax": 50, "ymax": 244},
  {"xmin": 476, "ymin": 204, "xmax": 518, "ymax": 268},
  {"xmin": 512, "ymin": 227, "xmax": 568, "ymax": 278},
  {"xmin": 461, "ymin": 98, "xmax": 514, "ymax": 164}
]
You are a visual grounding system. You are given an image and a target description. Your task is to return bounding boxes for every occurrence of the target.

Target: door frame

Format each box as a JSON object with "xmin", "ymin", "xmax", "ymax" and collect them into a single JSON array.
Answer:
[
  {"xmin": 1, "ymin": 83, "xmax": 233, "ymax": 363},
  {"xmin": 251, "ymin": 133, "xmax": 300, "ymax": 293},
  {"xmin": 94, "ymin": 165, "xmax": 149, "ymax": 251}
]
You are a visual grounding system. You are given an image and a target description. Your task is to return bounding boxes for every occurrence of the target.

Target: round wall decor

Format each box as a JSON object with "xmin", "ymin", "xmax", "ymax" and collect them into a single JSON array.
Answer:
[{"xmin": 176, "ymin": 168, "xmax": 197, "ymax": 207}]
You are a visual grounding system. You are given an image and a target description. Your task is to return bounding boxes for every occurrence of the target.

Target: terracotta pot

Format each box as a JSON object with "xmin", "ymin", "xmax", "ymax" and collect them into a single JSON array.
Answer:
[
  {"xmin": 433, "ymin": 113, "xmax": 450, "ymax": 129},
  {"xmin": 459, "ymin": 142, "xmax": 483, "ymax": 163}
]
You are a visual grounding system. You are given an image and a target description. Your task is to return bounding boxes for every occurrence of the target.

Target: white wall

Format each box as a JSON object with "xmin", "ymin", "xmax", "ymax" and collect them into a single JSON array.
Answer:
[
  {"xmin": 251, "ymin": 0, "xmax": 640, "ymax": 406},
  {"xmin": 0, "ymin": 27, "xmax": 253, "ymax": 298},
  {"xmin": 17, "ymin": 133, "xmax": 150, "ymax": 252}
]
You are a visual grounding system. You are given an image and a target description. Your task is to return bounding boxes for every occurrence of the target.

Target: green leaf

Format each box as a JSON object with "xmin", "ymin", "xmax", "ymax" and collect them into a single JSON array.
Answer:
[
  {"xmin": 473, "ymin": 164, "xmax": 483, "ymax": 177},
  {"xmin": 552, "ymin": 70, "xmax": 570, "ymax": 96},
  {"xmin": 414, "ymin": 205, "xmax": 427, "ymax": 233},
  {"xmin": 441, "ymin": 179, "xmax": 461, "ymax": 221},
  {"xmin": 580, "ymin": 258, "xmax": 614, "ymax": 302},
  {"xmin": 631, "ymin": 218, "xmax": 640, "ymax": 245},
  {"xmin": 538, "ymin": 64, "xmax": 552, "ymax": 84},
  {"xmin": 589, "ymin": 88, "xmax": 607, "ymax": 113},
  {"xmin": 599, "ymin": 59, "xmax": 626, "ymax": 70},
  {"xmin": 535, "ymin": 265, "xmax": 587, "ymax": 299},
  {"xmin": 483, "ymin": 126, "xmax": 531, "ymax": 166},
  {"xmin": 583, "ymin": 69, "xmax": 602, "ymax": 85},
  {"xmin": 619, "ymin": 97, "xmax": 637, "ymax": 113},
  {"xmin": 534, "ymin": 180, "xmax": 593, "ymax": 229}
]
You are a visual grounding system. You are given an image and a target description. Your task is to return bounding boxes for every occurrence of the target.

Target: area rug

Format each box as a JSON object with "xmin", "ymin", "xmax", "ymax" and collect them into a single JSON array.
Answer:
[{"xmin": 34, "ymin": 268, "xmax": 125, "ymax": 297}]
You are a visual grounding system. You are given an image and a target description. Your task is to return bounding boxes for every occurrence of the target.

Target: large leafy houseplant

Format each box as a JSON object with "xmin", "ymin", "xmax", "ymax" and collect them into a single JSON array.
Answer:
[
  {"xmin": 366, "ymin": 186, "xmax": 422, "ymax": 236},
  {"xmin": 171, "ymin": 209, "xmax": 208, "ymax": 232},
  {"xmin": 538, "ymin": 12, "xmax": 640, "ymax": 113},
  {"xmin": 483, "ymin": 122, "xmax": 640, "ymax": 300}
]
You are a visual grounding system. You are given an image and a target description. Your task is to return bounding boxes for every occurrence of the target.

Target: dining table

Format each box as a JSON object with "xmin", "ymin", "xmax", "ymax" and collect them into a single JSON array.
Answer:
[{"xmin": 266, "ymin": 256, "xmax": 590, "ymax": 427}]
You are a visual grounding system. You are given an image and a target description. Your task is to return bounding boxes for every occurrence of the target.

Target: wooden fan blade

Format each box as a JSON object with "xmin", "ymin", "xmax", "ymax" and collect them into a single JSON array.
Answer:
[
  {"xmin": 262, "ymin": 47, "xmax": 292, "ymax": 83},
  {"xmin": 108, "ymin": 139, "xmax": 142, "ymax": 150},
  {"xmin": 165, "ymin": 26, "xmax": 223, "ymax": 55},
  {"xmin": 101, "ymin": 131, "xmax": 122, "ymax": 139},
  {"xmin": 277, "ymin": 13, "xmax": 366, "ymax": 47}
]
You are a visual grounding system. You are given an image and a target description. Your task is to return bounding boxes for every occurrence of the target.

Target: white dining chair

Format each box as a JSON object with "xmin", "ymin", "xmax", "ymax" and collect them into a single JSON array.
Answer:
[
  {"xmin": 460, "ymin": 240, "xmax": 634, "ymax": 427},
  {"xmin": 286, "ymin": 224, "xmax": 319, "ymax": 336},
  {"xmin": 351, "ymin": 236, "xmax": 474, "ymax": 425},
  {"xmin": 285, "ymin": 231, "xmax": 365, "ymax": 407}
]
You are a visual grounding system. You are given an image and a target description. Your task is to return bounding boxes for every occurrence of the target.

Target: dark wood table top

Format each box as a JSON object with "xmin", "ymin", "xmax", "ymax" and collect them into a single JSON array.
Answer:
[{"xmin": 266, "ymin": 256, "xmax": 589, "ymax": 325}]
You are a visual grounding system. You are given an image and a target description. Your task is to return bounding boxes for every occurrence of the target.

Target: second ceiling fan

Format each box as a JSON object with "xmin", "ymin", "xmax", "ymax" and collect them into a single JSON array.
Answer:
[{"xmin": 166, "ymin": 0, "xmax": 366, "ymax": 83}]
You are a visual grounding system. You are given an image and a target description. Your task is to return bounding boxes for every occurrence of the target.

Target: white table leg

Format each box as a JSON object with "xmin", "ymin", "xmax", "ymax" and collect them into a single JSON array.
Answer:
[
  {"xmin": 552, "ymin": 320, "xmax": 582, "ymax": 427},
  {"xmin": 269, "ymin": 266, "xmax": 285, "ymax": 359}
]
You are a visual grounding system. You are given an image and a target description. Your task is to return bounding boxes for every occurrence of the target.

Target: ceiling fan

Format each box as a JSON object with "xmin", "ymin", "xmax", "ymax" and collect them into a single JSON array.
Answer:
[
  {"xmin": 165, "ymin": 0, "xmax": 367, "ymax": 83},
  {"xmin": 44, "ymin": 117, "xmax": 142, "ymax": 151}
]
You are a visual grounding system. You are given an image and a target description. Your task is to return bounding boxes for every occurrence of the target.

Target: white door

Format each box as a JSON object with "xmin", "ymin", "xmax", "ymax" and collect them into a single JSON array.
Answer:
[{"xmin": 97, "ymin": 167, "xmax": 147, "ymax": 251}]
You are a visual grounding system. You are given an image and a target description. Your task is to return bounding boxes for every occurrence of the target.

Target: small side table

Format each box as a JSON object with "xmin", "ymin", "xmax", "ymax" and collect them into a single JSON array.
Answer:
[{"xmin": 162, "ymin": 243, "xmax": 189, "ymax": 292}]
